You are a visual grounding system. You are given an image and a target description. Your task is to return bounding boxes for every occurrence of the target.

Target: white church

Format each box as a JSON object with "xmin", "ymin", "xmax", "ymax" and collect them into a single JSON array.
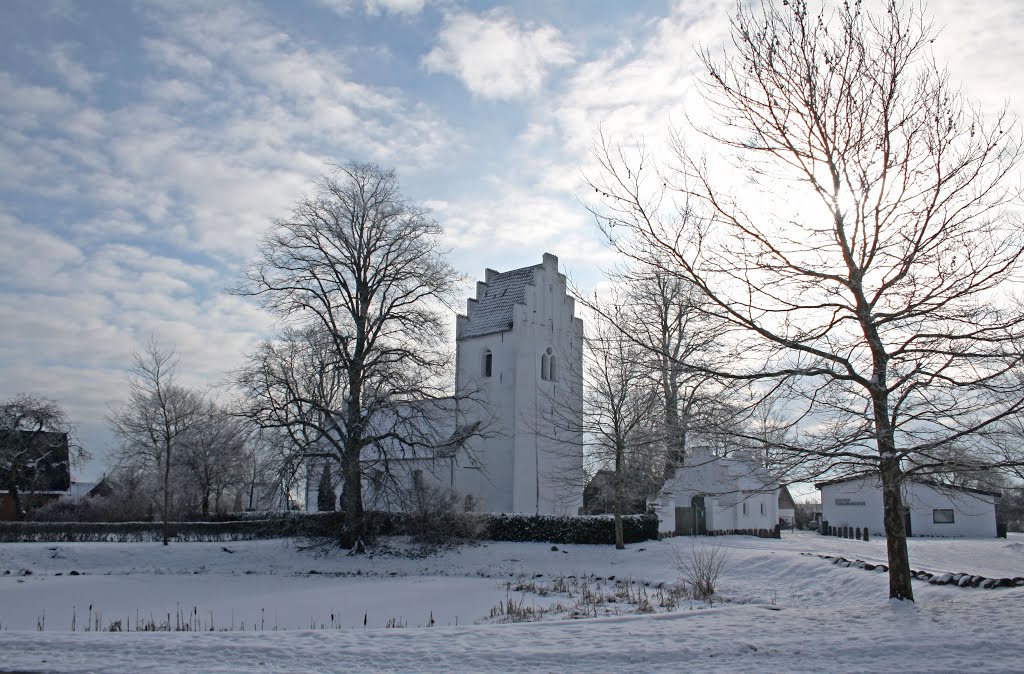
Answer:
[{"xmin": 306, "ymin": 252, "xmax": 585, "ymax": 516}]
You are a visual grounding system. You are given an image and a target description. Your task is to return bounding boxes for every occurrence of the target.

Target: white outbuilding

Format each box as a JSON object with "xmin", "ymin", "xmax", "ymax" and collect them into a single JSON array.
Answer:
[
  {"xmin": 816, "ymin": 474, "xmax": 1001, "ymax": 538},
  {"xmin": 649, "ymin": 447, "xmax": 780, "ymax": 535}
]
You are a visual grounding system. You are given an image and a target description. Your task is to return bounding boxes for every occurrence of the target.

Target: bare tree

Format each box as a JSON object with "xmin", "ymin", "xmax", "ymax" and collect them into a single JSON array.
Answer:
[
  {"xmin": 239, "ymin": 429, "xmax": 299, "ymax": 511},
  {"xmin": 109, "ymin": 337, "xmax": 204, "ymax": 544},
  {"xmin": 588, "ymin": 1, "xmax": 1024, "ymax": 600},
  {"xmin": 180, "ymin": 400, "xmax": 249, "ymax": 517},
  {"xmin": 573, "ymin": 299, "xmax": 662, "ymax": 548},
  {"xmin": 1, "ymin": 394, "xmax": 85, "ymax": 520},
  {"xmin": 616, "ymin": 268, "xmax": 732, "ymax": 477},
  {"xmin": 232, "ymin": 162, "xmax": 464, "ymax": 549}
]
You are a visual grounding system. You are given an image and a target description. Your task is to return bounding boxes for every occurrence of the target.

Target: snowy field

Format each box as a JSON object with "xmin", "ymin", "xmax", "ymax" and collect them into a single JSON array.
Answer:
[{"xmin": 1, "ymin": 531, "xmax": 1022, "ymax": 672}]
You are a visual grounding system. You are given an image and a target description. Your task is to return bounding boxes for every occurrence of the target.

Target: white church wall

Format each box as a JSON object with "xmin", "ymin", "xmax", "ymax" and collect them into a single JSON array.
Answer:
[
  {"xmin": 454, "ymin": 329, "xmax": 517, "ymax": 513},
  {"xmin": 454, "ymin": 253, "xmax": 584, "ymax": 516},
  {"xmin": 306, "ymin": 253, "xmax": 585, "ymax": 517},
  {"xmin": 509, "ymin": 256, "xmax": 584, "ymax": 515}
]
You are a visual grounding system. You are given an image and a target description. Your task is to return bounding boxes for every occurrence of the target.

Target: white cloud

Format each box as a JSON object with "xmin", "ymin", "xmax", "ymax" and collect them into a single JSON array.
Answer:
[
  {"xmin": 316, "ymin": 0, "xmax": 425, "ymax": 17},
  {"xmin": 49, "ymin": 44, "xmax": 102, "ymax": 94},
  {"xmin": 423, "ymin": 10, "xmax": 573, "ymax": 100},
  {"xmin": 365, "ymin": 0, "xmax": 425, "ymax": 16},
  {"xmin": 314, "ymin": 0, "xmax": 353, "ymax": 17}
]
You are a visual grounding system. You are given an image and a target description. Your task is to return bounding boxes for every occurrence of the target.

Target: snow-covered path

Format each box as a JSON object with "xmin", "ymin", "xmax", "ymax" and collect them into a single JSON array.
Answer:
[{"xmin": 1, "ymin": 533, "xmax": 1022, "ymax": 672}]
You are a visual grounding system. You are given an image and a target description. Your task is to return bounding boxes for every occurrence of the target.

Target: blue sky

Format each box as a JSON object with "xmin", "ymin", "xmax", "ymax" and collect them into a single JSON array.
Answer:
[{"xmin": 1, "ymin": 0, "xmax": 1022, "ymax": 481}]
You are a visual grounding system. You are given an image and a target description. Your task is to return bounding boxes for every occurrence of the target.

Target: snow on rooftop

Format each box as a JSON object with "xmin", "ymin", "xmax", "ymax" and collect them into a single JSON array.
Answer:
[{"xmin": 460, "ymin": 264, "xmax": 539, "ymax": 339}]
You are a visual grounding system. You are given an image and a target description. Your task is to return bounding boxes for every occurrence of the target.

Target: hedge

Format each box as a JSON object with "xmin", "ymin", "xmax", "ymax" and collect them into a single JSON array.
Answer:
[
  {"xmin": 0, "ymin": 511, "xmax": 659, "ymax": 545},
  {"xmin": 480, "ymin": 513, "xmax": 658, "ymax": 544},
  {"xmin": 0, "ymin": 513, "xmax": 346, "ymax": 543}
]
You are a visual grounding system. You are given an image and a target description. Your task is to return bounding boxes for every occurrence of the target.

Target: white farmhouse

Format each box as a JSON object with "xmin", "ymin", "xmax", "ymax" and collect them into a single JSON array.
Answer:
[
  {"xmin": 816, "ymin": 475, "xmax": 1000, "ymax": 538},
  {"xmin": 649, "ymin": 447, "xmax": 779, "ymax": 535},
  {"xmin": 306, "ymin": 253, "xmax": 584, "ymax": 516}
]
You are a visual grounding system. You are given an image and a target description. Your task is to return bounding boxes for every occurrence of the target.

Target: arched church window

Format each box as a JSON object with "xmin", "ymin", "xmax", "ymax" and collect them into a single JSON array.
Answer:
[
  {"xmin": 482, "ymin": 349, "xmax": 493, "ymax": 377},
  {"xmin": 541, "ymin": 347, "xmax": 555, "ymax": 381}
]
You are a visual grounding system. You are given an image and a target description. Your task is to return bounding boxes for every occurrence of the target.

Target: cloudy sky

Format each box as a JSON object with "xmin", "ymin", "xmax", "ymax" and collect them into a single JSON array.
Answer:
[{"xmin": 1, "ymin": 0, "xmax": 1021, "ymax": 480}]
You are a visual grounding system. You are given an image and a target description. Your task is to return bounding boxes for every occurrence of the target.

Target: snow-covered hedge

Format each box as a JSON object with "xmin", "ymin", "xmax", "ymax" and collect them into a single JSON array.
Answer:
[
  {"xmin": 0, "ymin": 513, "xmax": 347, "ymax": 543},
  {"xmin": 0, "ymin": 511, "xmax": 659, "ymax": 545},
  {"xmin": 479, "ymin": 512, "xmax": 658, "ymax": 545}
]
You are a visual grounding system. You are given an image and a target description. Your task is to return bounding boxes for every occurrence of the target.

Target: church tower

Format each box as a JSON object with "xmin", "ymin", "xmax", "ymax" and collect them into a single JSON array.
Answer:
[{"xmin": 453, "ymin": 253, "xmax": 584, "ymax": 515}]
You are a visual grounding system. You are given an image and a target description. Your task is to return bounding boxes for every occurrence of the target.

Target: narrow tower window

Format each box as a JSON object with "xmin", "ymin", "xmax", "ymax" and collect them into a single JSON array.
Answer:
[
  {"xmin": 482, "ymin": 349, "xmax": 493, "ymax": 377},
  {"xmin": 541, "ymin": 347, "xmax": 556, "ymax": 381}
]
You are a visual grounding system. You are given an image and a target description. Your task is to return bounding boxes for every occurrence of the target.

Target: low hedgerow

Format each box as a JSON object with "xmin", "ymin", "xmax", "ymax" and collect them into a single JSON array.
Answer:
[
  {"xmin": 0, "ymin": 513, "xmax": 347, "ymax": 543},
  {"xmin": 0, "ymin": 511, "xmax": 658, "ymax": 545},
  {"xmin": 482, "ymin": 512, "xmax": 658, "ymax": 545}
]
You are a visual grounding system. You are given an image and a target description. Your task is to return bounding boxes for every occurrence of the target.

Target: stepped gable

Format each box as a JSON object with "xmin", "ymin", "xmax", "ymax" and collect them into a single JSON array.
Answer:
[{"xmin": 460, "ymin": 264, "xmax": 539, "ymax": 338}]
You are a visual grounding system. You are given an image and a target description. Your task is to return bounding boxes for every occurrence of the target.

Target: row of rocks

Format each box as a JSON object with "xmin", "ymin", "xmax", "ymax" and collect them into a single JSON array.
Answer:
[{"xmin": 801, "ymin": 552, "xmax": 1024, "ymax": 590}]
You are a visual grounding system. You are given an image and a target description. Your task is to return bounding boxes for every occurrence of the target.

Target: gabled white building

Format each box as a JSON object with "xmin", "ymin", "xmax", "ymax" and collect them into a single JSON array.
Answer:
[
  {"xmin": 306, "ymin": 253, "xmax": 585, "ymax": 516},
  {"xmin": 650, "ymin": 447, "xmax": 779, "ymax": 535},
  {"xmin": 817, "ymin": 474, "xmax": 1000, "ymax": 538}
]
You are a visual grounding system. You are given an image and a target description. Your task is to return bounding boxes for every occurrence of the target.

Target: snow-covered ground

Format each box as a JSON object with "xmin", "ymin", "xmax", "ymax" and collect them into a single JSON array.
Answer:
[{"xmin": 1, "ymin": 532, "xmax": 1022, "ymax": 672}]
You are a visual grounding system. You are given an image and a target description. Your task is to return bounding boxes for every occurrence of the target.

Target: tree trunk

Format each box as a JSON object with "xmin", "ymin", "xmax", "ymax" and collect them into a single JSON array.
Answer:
[
  {"xmin": 163, "ymin": 442, "xmax": 171, "ymax": 546},
  {"xmin": 614, "ymin": 440, "xmax": 625, "ymax": 550},
  {"xmin": 9, "ymin": 486, "xmax": 23, "ymax": 522},
  {"xmin": 342, "ymin": 450, "xmax": 364, "ymax": 548},
  {"xmin": 879, "ymin": 454, "xmax": 914, "ymax": 600},
  {"xmin": 873, "ymin": 392, "xmax": 914, "ymax": 601}
]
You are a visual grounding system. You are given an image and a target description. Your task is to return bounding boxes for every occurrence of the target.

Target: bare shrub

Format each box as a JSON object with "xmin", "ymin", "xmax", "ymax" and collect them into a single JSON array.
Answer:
[
  {"xmin": 406, "ymin": 480, "xmax": 481, "ymax": 546},
  {"xmin": 674, "ymin": 543, "xmax": 727, "ymax": 605}
]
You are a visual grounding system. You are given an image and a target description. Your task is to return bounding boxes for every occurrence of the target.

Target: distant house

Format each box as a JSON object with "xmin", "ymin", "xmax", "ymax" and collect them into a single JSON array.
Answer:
[
  {"xmin": 649, "ymin": 447, "xmax": 779, "ymax": 535},
  {"xmin": 816, "ymin": 474, "xmax": 1000, "ymax": 538},
  {"xmin": 0, "ymin": 430, "xmax": 71, "ymax": 520},
  {"xmin": 777, "ymin": 484, "xmax": 797, "ymax": 528}
]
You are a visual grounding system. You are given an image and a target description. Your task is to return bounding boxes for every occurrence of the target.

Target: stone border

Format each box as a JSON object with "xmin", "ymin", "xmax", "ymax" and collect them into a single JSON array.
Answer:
[{"xmin": 800, "ymin": 552, "xmax": 1024, "ymax": 590}]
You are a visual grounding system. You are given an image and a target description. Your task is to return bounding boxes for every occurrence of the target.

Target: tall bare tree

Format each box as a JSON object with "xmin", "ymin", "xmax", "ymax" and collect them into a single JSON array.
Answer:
[
  {"xmin": 109, "ymin": 337, "xmax": 204, "ymax": 544},
  {"xmin": 0, "ymin": 394, "xmax": 84, "ymax": 520},
  {"xmin": 588, "ymin": 0, "xmax": 1024, "ymax": 600},
  {"xmin": 233, "ymin": 162, "xmax": 463, "ymax": 548},
  {"xmin": 583, "ymin": 300, "xmax": 662, "ymax": 548},
  {"xmin": 613, "ymin": 268, "xmax": 733, "ymax": 477}
]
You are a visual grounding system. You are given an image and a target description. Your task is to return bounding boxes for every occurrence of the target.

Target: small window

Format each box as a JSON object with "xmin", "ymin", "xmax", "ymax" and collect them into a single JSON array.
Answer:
[
  {"xmin": 482, "ymin": 350, "xmax": 493, "ymax": 377},
  {"xmin": 742, "ymin": 502, "xmax": 748, "ymax": 515},
  {"xmin": 760, "ymin": 502, "xmax": 764, "ymax": 515},
  {"xmin": 933, "ymin": 509, "xmax": 954, "ymax": 524},
  {"xmin": 541, "ymin": 347, "xmax": 555, "ymax": 381}
]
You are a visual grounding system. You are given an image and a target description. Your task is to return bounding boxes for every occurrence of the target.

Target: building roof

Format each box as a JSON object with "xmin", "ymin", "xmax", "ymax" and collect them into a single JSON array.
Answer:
[
  {"xmin": 460, "ymin": 264, "xmax": 539, "ymax": 339},
  {"xmin": 815, "ymin": 473, "xmax": 1002, "ymax": 498},
  {"xmin": 778, "ymin": 484, "xmax": 798, "ymax": 510}
]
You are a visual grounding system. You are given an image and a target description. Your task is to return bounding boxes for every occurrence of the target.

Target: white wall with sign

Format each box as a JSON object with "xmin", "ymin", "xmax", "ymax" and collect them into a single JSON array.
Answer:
[{"xmin": 818, "ymin": 475, "xmax": 999, "ymax": 538}]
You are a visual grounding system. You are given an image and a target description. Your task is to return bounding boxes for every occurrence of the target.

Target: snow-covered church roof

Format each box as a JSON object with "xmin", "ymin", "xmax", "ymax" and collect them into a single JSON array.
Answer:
[{"xmin": 459, "ymin": 264, "xmax": 540, "ymax": 339}]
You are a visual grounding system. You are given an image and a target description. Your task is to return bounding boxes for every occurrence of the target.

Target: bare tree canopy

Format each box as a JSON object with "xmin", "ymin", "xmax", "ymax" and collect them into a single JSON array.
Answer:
[
  {"xmin": 179, "ymin": 399, "xmax": 250, "ymax": 517},
  {"xmin": 232, "ymin": 162, "xmax": 463, "ymax": 548},
  {"xmin": 583, "ymin": 298, "xmax": 662, "ymax": 548},
  {"xmin": 1, "ymin": 394, "xmax": 84, "ymax": 520},
  {"xmin": 108, "ymin": 337, "xmax": 205, "ymax": 544},
  {"xmin": 588, "ymin": 0, "xmax": 1024, "ymax": 600}
]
